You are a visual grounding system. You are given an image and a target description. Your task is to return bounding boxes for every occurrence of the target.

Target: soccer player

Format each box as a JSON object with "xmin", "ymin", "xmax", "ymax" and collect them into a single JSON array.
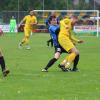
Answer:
[
  {"xmin": 42, "ymin": 16, "xmax": 66, "ymax": 72},
  {"xmin": 9, "ymin": 16, "xmax": 17, "ymax": 33},
  {"xmin": 18, "ymin": 10, "xmax": 37, "ymax": 49},
  {"xmin": 0, "ymin": 49, "xmax": 10, "ymax": 77},
  {"xmin": 42, "ymin": 16, "xmax": 82, "ymax": 72},
  {"xmin": 58, "ymin": 15, "xmax": 83, "ymax": 71},
  {"xmin": 45, "ymin": 11, "xmax": 59, "ymax": 46},
  {"xmin": 45, "ymin": 11, "xmax": 59, "ymax": 26}
]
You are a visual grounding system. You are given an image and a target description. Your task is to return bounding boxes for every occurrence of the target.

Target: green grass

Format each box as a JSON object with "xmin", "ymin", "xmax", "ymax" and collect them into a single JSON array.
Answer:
[{"xmin": 0, "ymin": 33, "xmax": 100, "ymax": 100}]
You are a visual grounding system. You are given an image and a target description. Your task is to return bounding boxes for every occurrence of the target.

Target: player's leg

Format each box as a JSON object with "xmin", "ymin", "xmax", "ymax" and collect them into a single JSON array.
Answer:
[
  {"xmin": 21, "ymin": 28, "xmax": 30, "ymax": 45},
  {"xmin": 59, "ymin": 49, "xmax": 78, "ymax": 71},
  {"xmin": 23, "ymin": 35, "xmax": 31, "ymax": 49},
  {"xmin": 47, "ymin": 39, "xmax": 53, "ymax": 47},
  {"xmin": 10, "ymin": 26, "xmax": 12, "ymax": 32},
  {"xmin": 19, "ymin": 28, "xmax": 26, "ymax": 48},
  {"xmin": 12, "ymin": 26, "xmax": 15, "ymax": 32},
  {"xmin": 19, "ymin": 28, "xmax": 31, "ymax": 49},
  {"xmin": 0, "ymin": 49, "xmax": 10, "ymax": 77},
  {"xmin": 72, "ymin": 54, "xmax": 80, "ymax": 71},
  {"xmin": 64, "ymin": 47, "xmax": 79, "ymax": 68},
  {"xmin": 58, "ymin": 36, "xmax": 79, "ymax": 70},
  {"xmin": 42, "ymin": 52, "xmax": 61, "ymax": 72}
]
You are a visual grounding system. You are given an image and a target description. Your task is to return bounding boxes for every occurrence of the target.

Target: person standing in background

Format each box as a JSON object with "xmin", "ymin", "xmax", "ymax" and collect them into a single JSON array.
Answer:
[{"xmin": 9, "ymin": 16, "xmax": 17, "ymax": 33}]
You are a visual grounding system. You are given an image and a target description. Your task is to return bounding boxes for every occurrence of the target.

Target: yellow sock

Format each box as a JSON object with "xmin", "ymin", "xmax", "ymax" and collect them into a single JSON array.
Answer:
[
  {"xmin": 21, "ymin": 37, "xmax": 26, "ymax": 44},
  {"xmin": 60, "ymin": 59, "xmax": 67, "ymax": 65},
  {"xmin": 25, "ymin": 37, "xmax": 29, "ymax": 45},
  {"xmin": 21, "ymin": 37, "xmax": 29, "ymax": 45},
  {"xmin": 66, "ymin": 52, "xmax": 76, "ymax": 63},
  {"xmin": 65, "ymin": 53, "xmax": 76, "ymax": 68}
]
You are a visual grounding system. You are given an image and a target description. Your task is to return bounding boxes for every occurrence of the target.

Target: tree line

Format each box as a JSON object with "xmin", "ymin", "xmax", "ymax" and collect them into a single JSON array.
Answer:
[{"xmin": 0, "ymin": 0, "xmax": 99, "ymax": 11}]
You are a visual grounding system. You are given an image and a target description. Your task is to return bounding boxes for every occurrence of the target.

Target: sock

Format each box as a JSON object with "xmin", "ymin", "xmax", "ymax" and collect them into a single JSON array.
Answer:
[
  {"xmin": 66, "ymin": 52, "xmax": 76, "ymax": 63},
  {"xmin": 21, "ymin": 38, "xmax": 26, "ymax": 45},
  {"xmin": 21, "ymin": 37, "xmax": 29, "ymax": 45},
  {"xmin": 0, "ymin": 56, "xmax": 6, "ymax": 72},
  {"xmin": 25, "ymin": 37, "xmax": 29, "ymax": 45},
  {"xmin": 73, "ymin": 54, "xmax": 79, "ymax": 69},
  {"xmin": 60, "ymin": 59, "xmax": 67, "ymax": 65},
  {"xmin": 45, "ymin": 58, "xmax": 57, "ymax": 70},
  {"xmin": 65, "ymin": 52, "xmax": 77, "ymax": 68}
]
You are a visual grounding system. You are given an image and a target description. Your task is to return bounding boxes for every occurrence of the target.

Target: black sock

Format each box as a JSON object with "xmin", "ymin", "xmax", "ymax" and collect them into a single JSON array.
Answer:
[
  {"xmin": 73, "ymin": 55, "xmax": 79, "ymax": 69},
  {"xmin": 0, "ymin": 56, "xmax": 6, "ymax": 72},
  {"xmin": 45, "ymin": 58, "xmax": 57, "ymax": 70}
]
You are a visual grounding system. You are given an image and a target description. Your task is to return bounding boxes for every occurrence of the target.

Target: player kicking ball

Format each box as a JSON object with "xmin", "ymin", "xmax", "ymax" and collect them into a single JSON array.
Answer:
[
  {"xmin": 42, "ymin": 16, "xmax": 82, "ymax": 72},
  {"xmin": 58, "ymin": 15, "xmax": 83, "ymax": 71}
]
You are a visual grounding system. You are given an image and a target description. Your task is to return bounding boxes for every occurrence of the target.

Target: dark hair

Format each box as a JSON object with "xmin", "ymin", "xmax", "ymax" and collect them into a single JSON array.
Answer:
[
  {"xmin": 71, "ymin": 15, "xmax": 78, "ymax": 19},
  {"xmin": 49, "ymin": 16, "xmax": 56, "ymax": 24}
]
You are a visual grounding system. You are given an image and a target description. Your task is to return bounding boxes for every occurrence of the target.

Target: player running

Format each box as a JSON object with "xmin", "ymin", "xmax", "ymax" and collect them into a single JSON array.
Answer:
[
  {"xmin": 58, "ymin": 15, "xmax": 83, "ymax": 71},
  {"xmin": 18, "ymin": 10, "xmax": 37, "ymax": 50}
]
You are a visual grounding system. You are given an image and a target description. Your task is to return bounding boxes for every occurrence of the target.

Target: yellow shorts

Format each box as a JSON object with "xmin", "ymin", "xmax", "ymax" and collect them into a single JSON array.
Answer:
[
  {"xmin": 24, "ymin": 28, "xmax": 31, "ymax": 37},
  {"xmin": 58, "ymin": 36, "xmax": 75, "ymax": 52}
]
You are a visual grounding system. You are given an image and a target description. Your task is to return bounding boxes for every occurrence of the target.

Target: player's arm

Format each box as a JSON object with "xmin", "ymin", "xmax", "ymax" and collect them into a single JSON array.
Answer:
[
  {"xmin": 60, "ymin": 20, "xmax": 70, "ymax": 31},
  {"xmin": 45, "ymin": 16, "xmax": 51, "ymax": 26},
  {"xmin": 30, "ymin": 17, "xmax": 37, "ymax": 26},
  {"xmin": 33, "ymin": 17, "xmax": 38, "ymax": 25},
  {"xmin": 47, "ymin": 38, "xmax": 53, "ymax": 47},
  {"xmin": 70, "ymin": 30, "xmax": 83, "ymax": 43},
  {"xmin": 18, "ymin": 16, "xmax": 26, "ymax": 27}
]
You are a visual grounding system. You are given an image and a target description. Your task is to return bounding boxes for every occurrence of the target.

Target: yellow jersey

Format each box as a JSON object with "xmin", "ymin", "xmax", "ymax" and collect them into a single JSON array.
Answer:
[
  {"xmin": 59, "ymin": 18, "xmax": 79, "ymax": 43},
  {"xmin": 23, "ymin": 15, "xmax": 37, "ymax": 29},
  {"xmin": 59, "ymin": 18, "xmax": 71, "ymax": 36}
]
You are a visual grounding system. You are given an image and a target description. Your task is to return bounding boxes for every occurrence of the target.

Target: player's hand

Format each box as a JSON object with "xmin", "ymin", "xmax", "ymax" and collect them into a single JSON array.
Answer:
[
  {"xmin": 47, "ymin": 39, "xmax": 53, "ymax": 47},
  {"xmin": 78, "ymin": 40, "xmax": 84, "ymax": 43}
]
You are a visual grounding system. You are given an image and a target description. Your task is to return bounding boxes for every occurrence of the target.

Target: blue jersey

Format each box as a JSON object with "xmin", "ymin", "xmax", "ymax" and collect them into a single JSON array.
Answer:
[
  {"xmin": 49, "ymin": 25, "xmax": 60, "ymax": 47},
  {"xmin": 45, "ymin": 15, "xmax": 59, "ymax": 27}
]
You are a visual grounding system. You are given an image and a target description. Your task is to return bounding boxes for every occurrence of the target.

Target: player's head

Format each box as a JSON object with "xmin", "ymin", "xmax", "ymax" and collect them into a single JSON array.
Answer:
[
  {"xmin": 51, "ymin": 11, "xmax": 57, "ymax": 17},
  {"xmin": 29, "ymin": 10, "xmax": 35, "ymax": 16},
  {"xmin": 70, "ymin": 15, "xmax": 78, "ymax": 25},
  {"xmin": 49, "ymin": 16, "xmax": 57, "ymax": 25},
  {"xmin": 12, "ymin": 16, "xmax": 15, "ymax": 19}
]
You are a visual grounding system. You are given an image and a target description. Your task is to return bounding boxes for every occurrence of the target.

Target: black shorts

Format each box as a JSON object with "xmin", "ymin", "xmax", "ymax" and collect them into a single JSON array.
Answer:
[{"xmin": 54, "ymin": 45, "xmax": 68, "ymax": 54}]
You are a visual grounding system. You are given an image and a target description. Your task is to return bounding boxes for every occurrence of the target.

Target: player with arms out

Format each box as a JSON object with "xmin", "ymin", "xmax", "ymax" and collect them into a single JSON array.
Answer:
[
  {"xmin": 18, "ymin": 10, "xmax": 37, "ymax": 49},
  {"xmin": 58, "ymin": 15, "xmax": 83, "ymax": 71}
]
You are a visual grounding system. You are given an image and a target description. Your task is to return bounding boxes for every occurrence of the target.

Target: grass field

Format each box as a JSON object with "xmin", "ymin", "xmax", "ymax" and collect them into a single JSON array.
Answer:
[{"xmin": 0, "ymin": 33, "xmax": 100, "ymax": 100}]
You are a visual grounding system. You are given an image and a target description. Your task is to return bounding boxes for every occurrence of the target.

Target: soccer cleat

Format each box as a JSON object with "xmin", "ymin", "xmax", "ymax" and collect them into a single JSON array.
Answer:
[
  {"xmin": 3, "ymin": 69, "xmax": 10, "ymax": 77},
  {"xmin": 67, "ymin": 67, "xmax": 72, "ymax": 71},
  {"xmin": 42, "ymin": 68, "xmax": 48, "ymax": 72},
  {"xmin": 26, "ymin": 45, "xmax": 31, "ymax": 50},
  {"xmin": 18, "ymin": 42, "xmax": 23, "ymax": 49},
  {"xmin": 71, "ymin": 68, "xmax": 79, "ymax": 72},
  {"xmin": 58, "ymin": 64, "xmax": 69, "ymax": 72}
]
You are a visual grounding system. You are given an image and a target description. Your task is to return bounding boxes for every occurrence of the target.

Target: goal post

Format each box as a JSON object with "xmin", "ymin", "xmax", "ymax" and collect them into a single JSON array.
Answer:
[
  {"xmin": 0, "ymin": 10, "xmax": 99, "ymax": 35},
  {"xmin": 34, "ymin": 10, "xmax": 99, "ymax": 37}
]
